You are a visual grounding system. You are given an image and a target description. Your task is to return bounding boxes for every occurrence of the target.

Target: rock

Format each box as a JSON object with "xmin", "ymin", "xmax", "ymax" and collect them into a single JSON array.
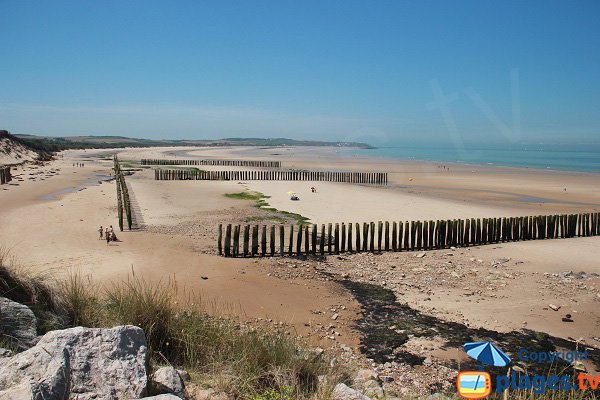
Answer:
[
  {"xmin": 0, "ymin": 297, "xmax": 38, "ymax": 350},
  {"xmin": 363, "ymin": 379, "xmax": 384, "ymax": 398},
  {"xmin": 152, "ymin": 366, "xmax": 185, "ymax": 398},
  {"xmin": 0, "ymin": 349, "xmax": 13, "ymax": 358},
  {"xmin": 176, "ymin": 369, "xmax": 191, "ymax": 382},
  {"xmin": 0, "ymin": 325, "xmax": 147, "ymax": 399},
  {"xmin": 549, "ymin": 304, "xmax": 561, "ymax": 311},
  {"xmin": 332, "ymin": 383, "xmax": 371, "ymax": 400},
  {"xmin": 355, "ymin": 369, "xmax": 379, "ymax": 384}
]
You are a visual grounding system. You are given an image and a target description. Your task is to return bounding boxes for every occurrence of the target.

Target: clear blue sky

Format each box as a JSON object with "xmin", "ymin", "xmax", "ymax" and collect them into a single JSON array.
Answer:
[{"xmin": 1, "ymin": 0, "xmax": 599, "ymax": 146}]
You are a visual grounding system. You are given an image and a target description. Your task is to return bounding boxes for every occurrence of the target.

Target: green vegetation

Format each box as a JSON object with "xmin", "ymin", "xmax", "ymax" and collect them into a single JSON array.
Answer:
[
  {"xmin": 11, "ymin": 131, "xmax": 374, "ymax": 151},
  {"xmin": 225, "ymin": 191, "xmax": 310, "ymax": 224},
  {"xmin": 0, "ymin": 249, "xmax": 337, "ymax": 399}
]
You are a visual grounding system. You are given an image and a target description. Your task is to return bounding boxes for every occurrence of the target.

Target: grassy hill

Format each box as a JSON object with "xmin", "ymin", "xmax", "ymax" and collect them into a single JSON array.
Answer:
[{"xmin": 13, "ymin": 133, "xmax": 374, "ymax": 151}]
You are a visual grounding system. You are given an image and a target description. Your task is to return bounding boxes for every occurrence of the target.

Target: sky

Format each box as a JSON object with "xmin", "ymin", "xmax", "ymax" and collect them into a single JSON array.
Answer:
[{"xmin": 1, "ymin": 0, "xmax": 599, "ymax": 146}]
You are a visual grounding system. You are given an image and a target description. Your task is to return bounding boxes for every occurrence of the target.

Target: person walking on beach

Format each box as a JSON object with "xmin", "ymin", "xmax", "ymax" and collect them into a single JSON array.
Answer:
[
  {"xmin": 105, "ymin": 229, "xmax": 110, "ymax": 245},
  {"xmin": 98, "ymin": 225, "xmax": 103, "ymax": 240}
]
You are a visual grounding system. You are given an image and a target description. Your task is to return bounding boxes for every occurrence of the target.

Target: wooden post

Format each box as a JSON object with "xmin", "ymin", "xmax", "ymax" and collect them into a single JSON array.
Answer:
[
  {"xmin": 289, "ymin": 225, "xmax": 294, "ymax": 256},
  {"xmin": 320, "ymin": 224, "xmax": 326, "ymax": 256},
  {"xmin": 370, "ymin": 222, "xmax": 375, "ymax": 252},
  {"xmin": 362, "ymin": 223, "xmax": 369, "ymax": 252},
  {"xmin": 252, "ymin": 225, "xmax": 259, "ymax": 256},
  {"xmin": 341, "ymin": 223, "xmax": 346, "ymax": 253},
  {"xmin": 243, "ymin": 226, "xmax": 250, "ymax": 257},
  {"xmin": 218, "ymin": 224, "xmax": 223, "ymax": 255},
  {"xmin": 402, "ymin": 221, "xmax": 409, "ymax": 251},
  {"xmin": 334, "ymin": 223, "xmax": 340, "ymax": 255},
  {"xmin": 304, "ymin": 225, "xmax": 310, "ymax": 256},
  {"xmin": 279, "ymin": 225, "xmax": 285, "ymax": 257},
  {"xmin": 261, "ymin": 225, "xmax": 267, "ymax": 256},
  {"xmin": 224, "ymin": 224, "xmax": 232, "ymax": 257},
  {"xmin": 392, "ymin": 222, "xmax": 397, "ymax": 251},
  {"xmin": 355, "ymin": 223, "xmax": 361, "ymax": 252},
  {"xmin": 328, "ymin": 223, "xmax": 333, "ymax": 255},
  {"xmin": 270, "ymin": 226, "xmax": 276, "ymax": 256},
  {"xmin": 348, "ymin": 222, "xmax": 353, "ymax": 253},
  {"xmin": 312, "ymin": 224, "xmax": 318, "ymax": 255},
  {"xmin": 296, "ymin": 225, "xmax": 303, "ymax": 256},
  {"xmin": 233, "ymin": 225, "xmax": 240, "ymax": 257},
  {"xmin": 378, "ymin": 221, "xmax": 383, "ymax": 252}
]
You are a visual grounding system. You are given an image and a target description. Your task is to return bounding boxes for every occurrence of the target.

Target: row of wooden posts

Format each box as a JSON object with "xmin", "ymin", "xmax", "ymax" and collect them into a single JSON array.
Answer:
[
  {"xmin": 141, "ymin": 159, "xmax": 281, "ymax": 168},
  {"xmin": 155, "ymin": 169, "xmax": 388, "ymax": 185},
  {"xmin": 0, "ymin": 166, "xmax": 11, "ymax": 185},
  {"xmin": 218, "ymin": 212, "xmax": 600, "ymax": 257},
  {"xmin": 114, "ymin": 156, "xmax": 133, "ymax": 231}
]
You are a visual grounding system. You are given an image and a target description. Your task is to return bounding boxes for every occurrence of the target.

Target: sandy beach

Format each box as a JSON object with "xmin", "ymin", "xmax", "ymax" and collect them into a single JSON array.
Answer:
[{"xmin": 1, "ymin": 145, "xmax": 599, "ymax": 389}]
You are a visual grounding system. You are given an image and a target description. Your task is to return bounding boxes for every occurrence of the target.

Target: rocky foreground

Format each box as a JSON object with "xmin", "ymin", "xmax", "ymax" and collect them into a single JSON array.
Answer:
[{"xmin": 0, "ymin": 296, "xmax": 403, "ymax": 400}]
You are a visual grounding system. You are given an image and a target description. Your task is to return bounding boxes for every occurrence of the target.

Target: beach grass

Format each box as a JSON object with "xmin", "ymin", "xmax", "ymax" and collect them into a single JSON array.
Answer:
[
  {"xmin": 225, "ymin": 191, "xmax": 310, "ymax": 224},
  {"xmin": 0, "ymin": 251, "xmax": 334, "ymax": 399}
]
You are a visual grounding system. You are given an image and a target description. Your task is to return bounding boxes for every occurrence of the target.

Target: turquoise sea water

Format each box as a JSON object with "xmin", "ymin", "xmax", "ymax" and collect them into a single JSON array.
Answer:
[{"xmin": 343, "ymin": 145, "xmax": 600, "ymax": 173}]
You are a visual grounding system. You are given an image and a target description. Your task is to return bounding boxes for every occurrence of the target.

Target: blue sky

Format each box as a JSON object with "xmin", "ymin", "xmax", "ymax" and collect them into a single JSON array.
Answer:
[{"xmin": 1, "ymin": 0, "xmax": 599, "ymax": 145}]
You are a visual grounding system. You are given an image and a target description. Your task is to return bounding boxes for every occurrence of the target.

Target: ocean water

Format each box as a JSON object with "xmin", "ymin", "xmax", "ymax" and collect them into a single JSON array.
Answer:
[{"xmin": 342, "ymin": 145, "xmax": 600, "ymax": 173}]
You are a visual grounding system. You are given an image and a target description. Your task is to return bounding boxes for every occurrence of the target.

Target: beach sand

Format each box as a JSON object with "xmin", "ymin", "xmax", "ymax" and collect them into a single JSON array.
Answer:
[{"xmin": 1, "ymin": 145, "xmax": 599, "ymax": 381}]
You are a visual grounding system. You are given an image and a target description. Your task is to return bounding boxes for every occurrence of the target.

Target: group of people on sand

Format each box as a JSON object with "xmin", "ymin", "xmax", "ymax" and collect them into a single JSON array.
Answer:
[
  {"xmin": 73, "ymin": 162, "xmax": 85, "ymax": 167},
  {"xmin": 98, "ymin": 225, "xmax": 118, "ymax": 245}
]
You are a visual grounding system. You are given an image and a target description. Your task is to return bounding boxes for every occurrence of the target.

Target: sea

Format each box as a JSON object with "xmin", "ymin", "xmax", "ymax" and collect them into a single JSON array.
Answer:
[{"xmin": 342, "ymin": 144, "xmax": 600, "ymax": 173}]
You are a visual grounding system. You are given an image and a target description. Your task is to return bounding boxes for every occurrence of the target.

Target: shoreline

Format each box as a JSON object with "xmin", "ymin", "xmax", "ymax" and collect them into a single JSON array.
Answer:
[{"xmin": 339, "ymin": 146, "xmax": 600, "ymax": 175}]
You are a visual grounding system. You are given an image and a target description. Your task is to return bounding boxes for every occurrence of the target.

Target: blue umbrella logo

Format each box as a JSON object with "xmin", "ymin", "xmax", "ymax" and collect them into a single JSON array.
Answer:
[{"xmin": 464, "ymin": 342, "xmax": 511, "ymax": 367}]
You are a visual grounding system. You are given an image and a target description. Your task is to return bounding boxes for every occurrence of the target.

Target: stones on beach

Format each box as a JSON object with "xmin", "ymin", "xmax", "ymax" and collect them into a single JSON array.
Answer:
[
  {"xmin": 152, "ymin": 366, "xmax": 186, "ymax": 398},
  {"xmin": 548, "ymin": 304, "xmax": 561, "ymax": 311},
  {"xmin": 0, "ymin": 297, "xmax": 39, "ymax": 351},
  {"xmin": 332, "ymin": 383, "xmax": 372, "ymax": 400},
  {"xmin": 0, "ymin": 325, "xmax": 148, "ymax": 399}
]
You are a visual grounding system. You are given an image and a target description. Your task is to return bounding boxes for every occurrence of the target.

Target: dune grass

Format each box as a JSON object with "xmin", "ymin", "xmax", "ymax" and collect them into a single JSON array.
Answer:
[{"xmin": 0, "ymin": 249, "xmax": 334, "ymax": 399}]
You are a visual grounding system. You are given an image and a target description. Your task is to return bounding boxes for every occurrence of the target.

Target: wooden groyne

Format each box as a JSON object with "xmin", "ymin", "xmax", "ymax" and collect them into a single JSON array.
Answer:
[
  {"xmin": 155, "ymin": 169, "xmax": 388, "ymax": 185},
  {"xmin": 113, "ymin": 156, "xmax": 133, "ymax": 231},
  {"xmin": 141, "ymin": 159, "xmax": 281, "ymax": 168},
  {"xmin": 218, "ymin": 212, "xmax": 600, "ymax": 257},
  {"xmin": 0, "ymin": 166, "xmax": 11, "ymax": 185}
]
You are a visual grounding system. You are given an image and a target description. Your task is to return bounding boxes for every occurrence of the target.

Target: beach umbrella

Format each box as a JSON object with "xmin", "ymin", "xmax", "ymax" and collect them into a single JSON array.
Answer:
[
  {"xmin": 287, "ymin": 191, "xmax": 296, "ymax": 195},
  {"xmin": 463, "ymin": 342, "xmax": 511, "ymax": 367}
]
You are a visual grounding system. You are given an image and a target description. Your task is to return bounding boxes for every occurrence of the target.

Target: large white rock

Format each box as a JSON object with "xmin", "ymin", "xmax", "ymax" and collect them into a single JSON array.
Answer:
[
  {"xmin": 0, "ymin": 297, "xmax": 38, "ymax": 350},
  {"xmin": 152, "ymin": 366, "xmax": 185, "ymax": 398},
  {"xmin": 332, "ymin": 383, "xmax": 372, "ymax": 400},
  {"xmin": 0, "ymin": 325, "xmax": 148, "ymax": 399}
]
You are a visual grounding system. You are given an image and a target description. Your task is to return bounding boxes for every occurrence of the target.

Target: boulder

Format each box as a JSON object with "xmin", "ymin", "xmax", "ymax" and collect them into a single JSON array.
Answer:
[
  {"xmin": 0, "ymin": 325, "xmax": 148, "ymax": 399},
  {"xmin": 332, "ymin": 383, "xmax": 371, "ymax": 400},
  {"xmin": 0, "ymin": 297, "xmax": 38, "ymax": 350},
  {"xmin": 354, "ymin": 369, "xmax": 384, "ymax": 399},
  {"xmin": 0, "ymin": 349, "xmax": 13, "ymax": 358},
  {"xmin": 152, "ymin": 366, "xmax": 185, "ymax": 398},
  {"xmin": 362, "ymin": 379, "xmax": 384, "ymax": 399}
]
